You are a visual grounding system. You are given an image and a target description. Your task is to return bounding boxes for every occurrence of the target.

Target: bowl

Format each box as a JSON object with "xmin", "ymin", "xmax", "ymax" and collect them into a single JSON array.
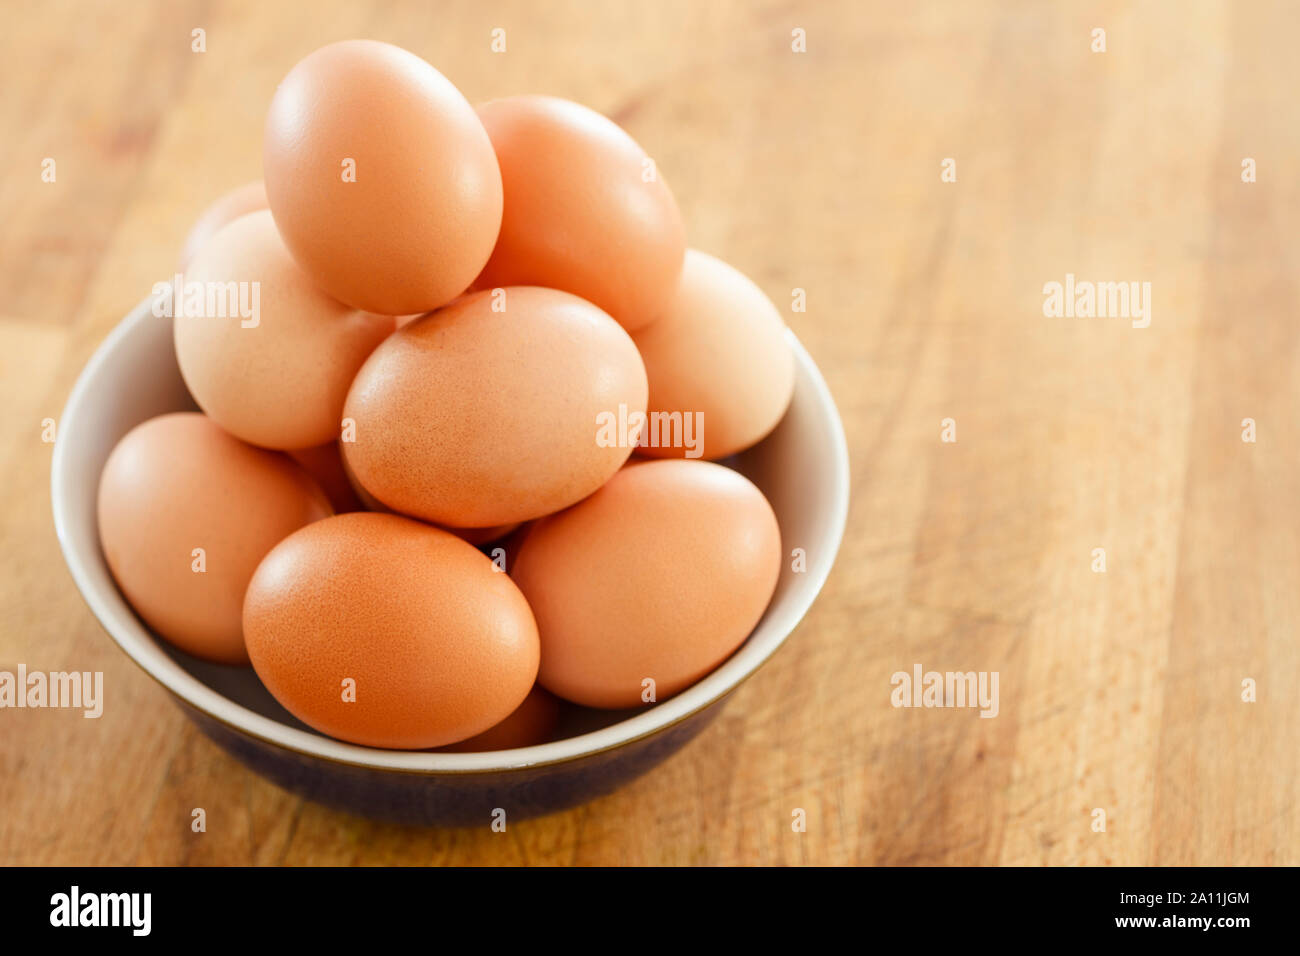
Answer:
[{"xmin": 51, "ymin": 295, "xmax": 850, "ymax": 826}]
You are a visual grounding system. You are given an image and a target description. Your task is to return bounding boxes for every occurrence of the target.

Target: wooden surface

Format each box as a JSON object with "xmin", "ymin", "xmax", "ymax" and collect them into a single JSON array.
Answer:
[{"xmin": 2, "ymin": 0, "xmax": 1298, "ymax": 865}]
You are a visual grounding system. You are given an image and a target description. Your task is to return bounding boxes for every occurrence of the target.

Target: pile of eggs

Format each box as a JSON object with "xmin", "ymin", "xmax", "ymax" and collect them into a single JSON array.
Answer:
[{"xmin": 97, "ymin": 40, "xmax": 795, "ymax": 752}]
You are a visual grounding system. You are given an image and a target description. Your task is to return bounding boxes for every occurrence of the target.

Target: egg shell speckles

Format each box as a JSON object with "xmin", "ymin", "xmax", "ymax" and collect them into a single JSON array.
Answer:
[
  {"xmin": 243, "ymin": 512, "xmax": 539, "ymax": 750},
  {"xmin": 511, "ymin": 459, "xmax": 782, "ymax": 709},
  {"xmin": 341, "ymin": 286, "xmax": 648, "ymax": 527},
  {"xmin": 97, "ymin": 413, "xmax": 333, "ymax": 665}
]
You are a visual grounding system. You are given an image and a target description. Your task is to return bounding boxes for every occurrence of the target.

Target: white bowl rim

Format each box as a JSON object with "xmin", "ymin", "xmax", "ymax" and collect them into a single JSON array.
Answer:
[{"xmin": 51, "ymin": 298, "xmax": 850, "ymax": 774}]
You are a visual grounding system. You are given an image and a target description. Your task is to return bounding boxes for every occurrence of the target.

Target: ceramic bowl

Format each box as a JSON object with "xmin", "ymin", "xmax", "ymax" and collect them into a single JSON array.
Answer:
[{"xmin": 51, "ymin": 295, "xmax": 849, "ymax": 826}]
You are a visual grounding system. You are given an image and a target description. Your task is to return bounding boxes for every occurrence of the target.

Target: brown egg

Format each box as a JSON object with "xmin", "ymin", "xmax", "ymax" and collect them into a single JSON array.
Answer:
[
  {"xmin": 342, "ymin": 287, "xmax": 647, "ymax": 527},
  {"xmin": 475, "ymin": 95, "xmax": 685, "ymax": 332},
  {"xmin": 287, "ymin": 442, "xmax": 364, "ymax": 513},
  {"xmin": 177, "ymin": 181, "xmax": 268, "ymax": 270},
  {"xmin": 263, "ymin": 40, "xmax": 502, "ymax": 315},
  {"xmin": 97, "ymin": 413, "xmax": 333, "ymax": 665},
  {"xmin": 174, "ymin": 210, "xmax": 395, "ymax": 450},
  {"xmin": 438, "ymin": 685, "xmax": 561, "ymax": 752},
  {"xmin": 633, "ymin": 250, "xmax": 795, "ymax": 460},
  {"xmin": 511, "ymin": 459, "xmax": 781, "ymax": 709},
  {"xmin": 243, "ymin": 512, "xmax": 539, "ymax": 749}
]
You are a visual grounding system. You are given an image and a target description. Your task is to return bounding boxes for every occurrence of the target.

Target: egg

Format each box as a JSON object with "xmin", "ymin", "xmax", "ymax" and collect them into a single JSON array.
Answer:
[
  {"xmin": 437, "ymin": 685, "xmax": 561, "ymax": 752},
  {"xmin": 177, "ymin": 181, "xmax": 268, "ymax": 270},
  {"xmin": 97, "ymin": 413, "xmax": 333, "ymax": 665},
  {"xmin": 174, "ymin": 210, "xmax": 395, "ymax": 450},
  {"xmin": 342, "ymin": 287, "xmax": 648, "ymax": 527},
  {"xmin": 243, "ymin": 512, "xmax": 539, "ymax": 749},
  {"xmin": 474, "ymin": 95, "xmax": 685, "ymax": 332},
  {"xmin": 263, "ymin": 40, "xmax": 502, "ymax": 315},
  {"xmin": 511, "ymin": 459, "xmax": 781, "ymax": 709},
  {"xmin": 287, "ymin": 442, "xmax": 364, "ymax": 513},
  {"xmin": 632, "ymin": 250, "xmax": 795, "ymax": 459}
]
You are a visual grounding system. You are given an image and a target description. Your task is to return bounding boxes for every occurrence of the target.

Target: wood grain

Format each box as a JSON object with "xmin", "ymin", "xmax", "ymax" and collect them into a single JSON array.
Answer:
[{"xmin": 2, "ymin": 0, "xmax": 1297, "ymax": 865}]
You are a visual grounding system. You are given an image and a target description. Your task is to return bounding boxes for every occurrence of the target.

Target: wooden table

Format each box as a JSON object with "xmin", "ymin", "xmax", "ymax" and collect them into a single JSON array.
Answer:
[{"xmin": 3, "ymin": 0, "xmax": 1297, "ymax": 865}]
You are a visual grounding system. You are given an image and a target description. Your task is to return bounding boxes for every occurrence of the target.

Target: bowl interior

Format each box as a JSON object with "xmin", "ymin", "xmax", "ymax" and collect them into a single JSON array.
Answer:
[{"xmin": 51, "ymin": 297, "xmax": 849, "ymax": 771}]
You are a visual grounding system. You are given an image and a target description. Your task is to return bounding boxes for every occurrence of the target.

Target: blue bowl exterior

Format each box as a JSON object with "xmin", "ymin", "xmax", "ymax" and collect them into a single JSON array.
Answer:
[{"xmin": 176, "ymin": 693, "xmax": 730, "ymax": 826}]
